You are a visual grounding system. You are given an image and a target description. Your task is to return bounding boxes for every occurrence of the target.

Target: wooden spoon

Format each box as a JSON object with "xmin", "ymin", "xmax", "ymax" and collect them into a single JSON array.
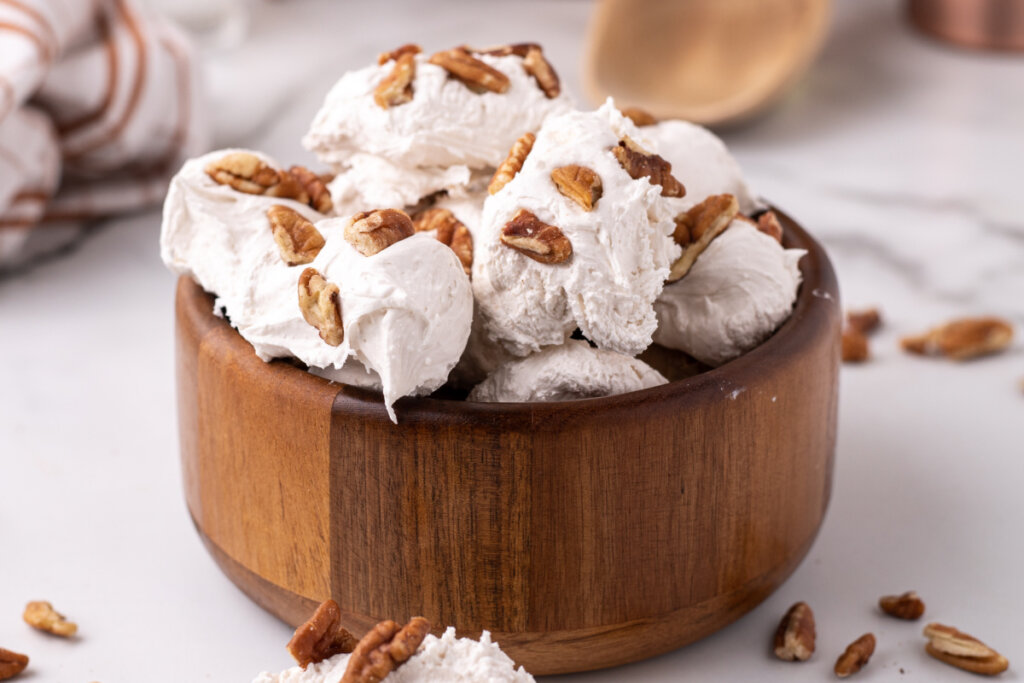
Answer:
[{"xmin": 583, "ymin": 0, "xmax": 831, "ymax": 126}]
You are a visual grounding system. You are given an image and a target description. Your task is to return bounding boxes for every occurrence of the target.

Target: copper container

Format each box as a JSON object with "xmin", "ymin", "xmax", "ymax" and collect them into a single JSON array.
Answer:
[{"xmin": 909, "ymin": 0, "xmax": 1024, "ymax": 51}]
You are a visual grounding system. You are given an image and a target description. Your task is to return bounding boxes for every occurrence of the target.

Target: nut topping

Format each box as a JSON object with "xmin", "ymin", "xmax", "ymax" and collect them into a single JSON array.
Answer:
[
  {"xmin": 923, "ymin": 623, "xmax": 1009, "ymax": 676},
  {"xmin": 500, "ymin": 209, "xmax": 572, "ymax": 265},
  {"xmin": 374, "ymin": 52, "xmax": 416, "ymax": 108},
  {"xmin": 551, "ymin": 165, "xmax": 603, "ymax": 211},
  {"xmin": 842, "ymin": 328, "xmax": 870, "ymax": 363},
  {"xmin": 611, "ymin": 137, "xmax": 685, "ymax": 198},
  {"xmin": 879, "ymin": 591, "xmax": 925, "ymax": 620},
  {"xmin": 773, "ymin": 602, "xmax": 816, "ymax": 662},
  {"xmin": 429, "ymin": 47, "xmax": 509, "ymax": 94},
  {"xmin": 489, "ymin": 132, "xmax": 535, "ymax": 195},
  {"xmin": 412, "ymin": 208, "xmax": 473, "ymax": 274},
  {"xmin": 377, "ymin": 43, "xmax": 421, "ymax": 65},
  {"xmin": 0, "ymin": 649, "xmax": 28, "ymax": 681},
  {"xmin": 205, "ymin": 152, "xmax": 308, "ymax": 203},
  {"xmin": 268, "ymin": 205, "xmax": 325, "ymax": 266},
  {"xmin": 756, "ymin": 210, "xmax": 784, "ymax": 243},
  {"xmin": 340, "ymin": 617, "xmax": 431, "ymax": 683},
  {"xmin": 901, "ymin": 316, "xmax": 1013, "ymax": 360},
  {"xmin": 289, "ymin": 165, "xmax": 334, "ymax": 214},
  {"xmin": 667, "ymin": 193, "xmax": 738, "ymax": 282},
  {"xmin": 847, "ymin": 308, "xmax": 882, "ymax": 335},
  {"xmin": 621, "ymin": 106, "xmax": 657, "ymax": 127},
  {"xmin": 521, "ymin": 45, "xmax": 560, "ymax": 98},
  {"xmin": 298, "ymin": 268, "xmax": 344, "ymax": 346},
  {"xmin": 835, "ymin": 633, "xmax": 875, "ymax": 678},
  {"xmin": 23, "ymin": 601, "xmax": 77, "ymax": 637},
  {"xmin": 344, "ymin": 209, "xmax": 414, "ymax": 256},
  {"xmin": 287, "ymin": 599, "xmax": 358, "ymax": 669}
]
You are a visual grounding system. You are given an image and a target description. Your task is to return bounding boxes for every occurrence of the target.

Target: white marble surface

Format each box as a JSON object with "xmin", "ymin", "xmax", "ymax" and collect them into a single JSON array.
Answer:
[{"xmin": 1, "ymin": 0, "xmax": 1023, "ymax": 680}]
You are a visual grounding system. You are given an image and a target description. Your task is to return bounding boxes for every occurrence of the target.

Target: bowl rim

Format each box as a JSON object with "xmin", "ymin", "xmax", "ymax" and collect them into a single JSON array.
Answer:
[{"xmin": 179, "ymin": 205, "xmax": 839, "ymax": 423}]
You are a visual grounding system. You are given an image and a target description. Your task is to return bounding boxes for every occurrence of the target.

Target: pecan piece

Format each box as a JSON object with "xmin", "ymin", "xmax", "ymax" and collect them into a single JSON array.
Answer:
[
  {"xmin": 489, "ymin": 132, "xmax": 535, "ymax": 195},
  {"xmin": 773, "ymin": 602, "xmax": 816, "ymax": 662},
  {"xmin": 288, "ymin": 165, "xmax": 333, "ymax": 214},
  {"xmin": 611, "ymin": 137, "xmax": 685, "ymax": 197},
  {"xmin": 377, "ymin": 43, "xmax": 421, "ymax": 65},
  {"xmin": 340, "ymin": 617, "xmax": 431, "ymax": 683},
  {"xmin": 500, "ymin": 209, "xmax": 572, "ymax": 265},
  {"xmin": 667, "ymin": 193, "xmax": 738, "ymax": 282},
  {"xmin": 374, "ymin": 52, "xmax": 416, "ymax": 109},
  {"xmin": 522, "ymin": 45, "xmax": 560, "ymax": 98},
  {"xmin": 0, "ymin": 648, "xmax": 28, "ymax": 680},
  {"xmin": 412, "ymin": 208, "xmax": 473, "ymax": 274},
  {"xmin": 847, "ymin": 308, "xmax": 882, "ymax": 335},
  {"xmin": 621, "ymin": 106, "xmax": 657, "ymax": 127},
  {"xmin": 842, "ymin": 328, "xmax": 870, "ymax": 363},
  {"xmin": 205, "ymin": 152, "xmax": 309, "ymax": 203},
  {"xmin": 267, "ymin": 205, "xmax": 325, "ymax": 266},
  {"xmin": 429, "ymin": 47, "xmax": 509, "ymax": 94},
  {"xmin": 901, "ymin": 316, "xmax": 1013, "ymax": 360},
  {"xmin": 23, "ymin": 601, "xmax": 77, "ymax": 637},
  {"xmin": 344, "ymin": 209, "xmax": 414, "ymax": 256},
  {"xmin": 835, "ymin": 633, "xmax": 875, "ymax": 678},
  {"xmin": 879, "ymin": 591, "xmax": 925, "ymax": 620},
  {"xmin": 756, "ymin": 210, "xmax": 784, "ymax": 243},
  {"xmin": 287, "ymin": 599, "xmax": 358, "ymax": 669},
  {"xmin": 924, "ymin": 622, "xmax": 1009, "ymax": 676},
  {"xmin": 298, "ymin": 268, "xmax": 344, "ymax": 346},
  {"xmin": 551, "ymin": 165, "xmax": 603, "ymax": 211}
]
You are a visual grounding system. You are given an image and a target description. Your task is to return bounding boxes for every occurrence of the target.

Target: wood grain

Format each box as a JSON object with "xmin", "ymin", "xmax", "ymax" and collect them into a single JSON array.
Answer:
[{"xmin": 175, "ymin": 209, "xmax": 840, "ymax": 675}]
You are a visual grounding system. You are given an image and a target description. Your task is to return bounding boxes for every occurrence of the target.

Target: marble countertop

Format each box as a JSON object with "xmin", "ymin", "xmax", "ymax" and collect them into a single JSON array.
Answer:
[{"xmin": 1, "ymin": 0, "xmax": 1022, "ymax": 680}]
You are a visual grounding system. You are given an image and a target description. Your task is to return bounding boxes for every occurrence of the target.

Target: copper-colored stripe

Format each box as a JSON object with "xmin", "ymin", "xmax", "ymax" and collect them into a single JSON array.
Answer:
[
  {"xmin": 56, "ymin": 11, "xmax": 117, "ymax": 135},
  {"xmin": 12, "ymin": 189, "xmax": 50, "ymax": 203},
  {"xmin": 0, "ymin": 21, "xmax": 51, "ymax": 62},
  {"xmin": 0, "ymin": 0, "xmax": 57, "ymax": 58}
]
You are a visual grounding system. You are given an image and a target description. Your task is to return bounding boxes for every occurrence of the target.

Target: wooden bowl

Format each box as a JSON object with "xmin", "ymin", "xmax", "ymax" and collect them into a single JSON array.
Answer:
[{"xmin": 175, "ymin": 209, "xmax": 840, "ymax": 675}]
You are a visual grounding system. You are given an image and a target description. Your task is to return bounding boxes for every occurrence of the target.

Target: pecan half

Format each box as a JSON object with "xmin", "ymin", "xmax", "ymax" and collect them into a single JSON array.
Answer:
[
  {"xmin": 429, "ymin": 47, "xmax": 509, "ymax": 94},
  {"xmin": 378, "ymin": 43, "xmax": 421, "ymax": 65},
  {"xmin": 500, "ymin": 209, "xmax": 572, "ymax": 265},
  {"xmin": 289, "ymin": 165, "xmax": 333, "ymax": 214},
  {"xmin": 667, "ymin": 193, "xmax": 738, "ymax": 282},
  {"xmin": 298, "ymin": 268, "xmax": 344, "ymax": 346},
  {"xmin": 489, "ymin": 132, "xmax": 535, "ymax": 195},
  {"xmin": 268, "ymin": 205, "xmax": 325, "ymax": 266},
  {"xmin": 0, "ymin": 649, "xmax": 28, "ymax": 681},
  {"xmin": 412, "ymin": 208, "xmax": 473, "ymax": 274},
  {"xmin": 842, "ymin": 328, "xmax": 870, "ymax": 363},
  {"xmin": 773, "ymin": 602, "xmax": 816, "ymax": 662},
  {"xmin": 344, "ymin": 209, "xmax": 414, "ymax": 256},
  {"xmin": 522, "ymin": 45, "xmax": 560, "ymax": 98},
  {"xmin": 847, "ymin": 308, "xmax": 882, "ymax": 335},
  {"xmin": 879, "ymin": 591, "xmax": 925, "ymax": 620},
  {"xmin": 23, "ymin": 601, "xmax": 77, "ymax": 637},
  {"xmin": 374, "ymin": 52, "xmax": 416, "ymax": 108},
  {"xmin": 287, "ymin": 599, "xmax": 358, "ymax": 669},
  {"xmin": 551, "ymin": 165, "xmax": 603, "ymax": 211},
  {"xmin": 756, "ymin": 210, "xmax": 784, "ymax": 243},
  {"xmin": 205, "ymin": 152, "xmax": 308, "ymax": 203},
  {"xmin": 901, "ymin": 316, "xmax": 1013, "ymax": 360},
  {"xmin": 611, "ymin": 137, "xmax": 685, "ymax": 197},
  {"xmin": 621, "ymin": 106, "xmax": 657, "ymax": 127},
  {"xmin": 340, "ymin": 617, "xmax": 431, "ymax": 683},
  {"xmin": 835, "ymin": 633, "xmax": 875, "ymax": 678},
  {"xmin": 924, "ymin": 623, "xmax": 1009, "ymax": 676}
]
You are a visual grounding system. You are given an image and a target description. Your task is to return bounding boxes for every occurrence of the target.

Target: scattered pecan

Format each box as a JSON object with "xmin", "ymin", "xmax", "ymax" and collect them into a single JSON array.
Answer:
[
  {"xmin": 471, "ymin": 42, "xmax": 537, "ymax": 58},
  {"xmin": 621, "ymin": 106, "xmax": 657, "ymax": 127},
  {"xmin": 23, "ymin": 601, "xmax": 77, "ymax": 637},
  {"xmin": 412, "ymin": 207, "xmax": 473, "ymax": 274},
  {"xmin": 835, "ymin": 633, "xmax": 875, "ymax": 678},
  {"xmin": 610, "ymin": 137, "xmax": 685, "ymax": 198},
  {"xmin": 298, "ymin": 268, "xmax": 344, "ymax": 346},
  {"xmin": 0, "ymin": 649, "xmax": 28, "ymax": 681},
  {"xmin": 340, "ymin": 617, "xmax": 431, "ymax": 683},
  {"xmin": 901, "ymin": 316, "xmax": 1013, "ymax": 361},
  {"xmin": 756, "ymin": 210, "xmax": 784, "ymax": 243},
  {"xmin": 377, "ymin": 43, "xmax": 421, "ymax": 65},
  {"xmin": 205, "ymin": 152, "xmax": 308, "ymax": 203},
  {"xmin": 288, "ymin": 165, "xmax": 333, "ymax": 214},
  {"xmin": 521, "ymin": 45, "xmax": 560, "ymax": 98},
  {"xmin": 879, "ymin": 591, "xmax": 925, "ymax": 620},
  {"xmin": 773, "ymin": 602, "xmax": 816, "ymax": 662},
  {"xmin": 667, "ymin": 193, "xmax": 738, "ymax": 282},
  {"xmin": 429, "ymin": 47, "xmax": 509, "ymax": 93},
  {"xmin": 550, "ymin": 165, "xmax": 603, "ymax": 211},
  {"xmin": 500, "ymin": 209, "xmax": 572, "ymax": 265},
  {"xmin": 924, "ymin": 623, "xmax": 1009, "ymax": 676},
  {"xmin": 267, "ymin": 205, "xmax": 325, "ymax": 266},
  {"xmin": 488, "ymin": 132, "xmax": 535, "ymax": 195},
  {"xmin": 847, "ymin": 308, "xmax": 882, "ymax": 335},
  {"xmin": 842, "ymin": 328, "xmax": 870, "ymax": 363},
  {"xmin": 344, "ymin": 209, "xmax": 414, "ymax": 256},
  {"xmin": 374, "ymin": 52, "xmax": 416, "ymax": 108},
  {"xmin": 287, "ymin": 599, "xmax": 358, "ymax": 669}
]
